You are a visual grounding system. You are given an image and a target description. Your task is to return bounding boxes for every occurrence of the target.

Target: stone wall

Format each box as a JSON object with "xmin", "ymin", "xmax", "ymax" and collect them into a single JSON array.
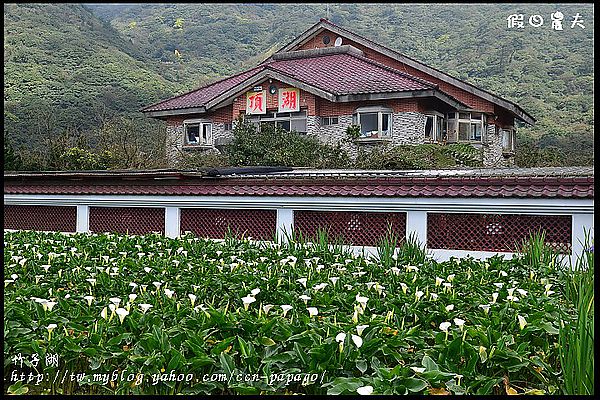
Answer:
[
  {"xmin": 482, "ymin": 125, "xmax": 514, "ymax": 167},
  {"xmin": 165, "ymin": 112, "xmax": 515, "ymax": 168},
  {"xmin": 166, "ymin": 122, "xmax": 232, "ymax": 167},
  {"xmin": 308, "ymin": 112, "xmax": 428, "ymax": 159}
]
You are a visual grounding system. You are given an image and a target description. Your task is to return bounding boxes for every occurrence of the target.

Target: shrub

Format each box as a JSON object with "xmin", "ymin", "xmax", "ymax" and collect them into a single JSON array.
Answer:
[
  {"xmin": 226, "ymin": 119, "xmax": 350, "ymax": 168},
  {"xmin": 58, "ymin": 147, "xmax": 113, "ymax": 170},
  {"xmin": 355, "ymin": 143, "xmax": 483, "ymax": 170}
]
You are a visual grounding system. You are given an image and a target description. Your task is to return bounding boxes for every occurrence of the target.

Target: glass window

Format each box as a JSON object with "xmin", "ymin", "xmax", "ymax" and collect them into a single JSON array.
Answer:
[
  {"xmin": 458, "ymin": 122, "xmax": 470, "ymax": 141},
  {"xmin": 202, "ymin": 124, "xmax": 212, "ymax": 144},
  {"xmin": 471, "ymin": 122, "xmax": 482, "ymax": 141},
  {"xmin": 185, "ymin": 122, "xmax": 212, "ymax": 145},
  {"xmin": 322, "ymin": 116, "xmax": 339, "ymax": 126},
  {"xmin": 186, "ymin": 124, "xmax": 200, "ymax": 143},
  {"xmin": 381, "ymin": 113, "xmax": 391, "ymax": 136},
  {"xmin": 425, "ymin": 115, "xmax": 434, "ymax": 138},
  {"xmin": 354, "ymin": 110, "xmax": 392, "ymax": 138},
  {"xmin": 437, "ymin": 116, "xmax": 446, "ymax": 141},
  {"xmin": 502, "ymin": 128, "xmax": 515, "ymax": 151},
  {"xmin": 448, "ymin": 112, "xmax": 485, "ymax": 143},
  {"xmin": 246, "ymin": 110, "xmax": 307, "ymax": 134},
  {"xmin": 276, "ymin": 120, "xmax": 290, "ymax": 131},
  {"xmin": 360, "ymin": 113, "xmax": 379, "ymax": 137},
  {"xmin": 290, "ymin": 118, "xmax": 307, "ymax": 133}
]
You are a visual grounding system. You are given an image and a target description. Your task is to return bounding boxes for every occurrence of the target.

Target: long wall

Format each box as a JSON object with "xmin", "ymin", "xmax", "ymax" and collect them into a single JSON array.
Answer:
[{"xmin": 4, "ymin": 194, "xmax": 594, "ymax": 265}]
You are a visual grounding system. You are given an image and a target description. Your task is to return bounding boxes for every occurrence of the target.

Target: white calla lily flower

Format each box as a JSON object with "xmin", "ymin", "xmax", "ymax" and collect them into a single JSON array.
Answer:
[
  {"xmin": 356, "ymin": 385, "xmax": 373, "ymax": 395},
  {"xmin": 307, "ymin": 307, "xmax": 318, "ymax": 317},
  {"xmin": 297, "ymin": 278, "xmax": 307, "ymax": 288},
  {"xmin": 84, "ymin": 295, "xmax": 94, "ymax": 306},
  {"xmin": 356, "ymin": 324, "xmax": 369, "ymax": 336},
  {"xmin": 139, "ymin": 303, "xmax": 153, "ymax": 314},
  {"xmin": 115, "ymin": 308, "xmax": 129, "ymax": 324},
  {"xmin": 518, "ymin": 315, "xmax": 527, "ymax": 330},
  {"xmin": 280, "ymin": 304, "xmax": 293, "ymax": 317},
  {"xmin": 351, "ymin": 334, "xmax": 363, "ymax": 348},
  {"xmin": 439, "ymin": 321, "xmax": 451, "ymax": 332}
]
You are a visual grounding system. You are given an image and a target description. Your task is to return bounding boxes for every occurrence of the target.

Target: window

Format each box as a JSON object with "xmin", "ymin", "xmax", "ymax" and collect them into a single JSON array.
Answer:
[
  {"xmin": 353, "ymin": 106, "xmax": 392, "ymax": 139},
  {"xmin": 184, "ymin": 120, "xmax": 213, "ymax": 146},
  {"xmin": 425, "ymin": 113, "xmax": 446, "ymax": 142},
  {"xmin": 224, "ymin": 123, "xmax": 233, "ymax": 131},
  {"xmin": 246, "ymin": 110, "xmax": 307, "ymax": 134},
  {"xmin": 501, "ymin": 127, "xmax": 516, "ymax": 152},
  {"xmin": 446, "ymin": 112, "xmax": 485, "ymax": 143},
  {"xmin": 322, "ymin": 116, "xmax": 339, "ymax": 126}
]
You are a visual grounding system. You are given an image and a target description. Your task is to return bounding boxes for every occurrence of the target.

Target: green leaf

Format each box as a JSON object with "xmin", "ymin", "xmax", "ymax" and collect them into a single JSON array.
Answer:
[
  {"xmin": 167, "ymin": 349, "xmax": 185, "ymax": 371},
  {"xmin": 293, "ymin": 342, "xmax": 309, "ymax": 366},
  {"xmin": 7, "ymin": 381, "xmax": 29, "ymax": 395},
  {"xmin": 219, "ymin": 352, "xmax": 235, "ymax": 378},
  {"xmin": 402, "ymin": 377, "xmax": 428, "ymax": 393},
  {"xmin": 422, "ymin": 355, "xmax": 439, "ymax": 371},
  {"xmin": 238, "ymin": 336, "xmax": 250, "ymax": 358},
  {"xmin": 356, "ymin": 359, "xmax": 368, "ymax": 373},
  {"xmin": 540, "ymin": 322, "xmax": 559, "ymax": 335},
  {"xmin": 259, "ymin": 337, "xmax": 276, "ymax": 346}
]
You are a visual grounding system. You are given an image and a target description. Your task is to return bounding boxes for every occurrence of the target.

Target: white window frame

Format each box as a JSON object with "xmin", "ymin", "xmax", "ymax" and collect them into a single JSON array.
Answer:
[
  {"xmin": 183, "ymin": 119, "xmax": 213, "ymax": 146},
  {"xmin": 246, "ymin": 110, "xmax": 308, "ymax": 134},
  {"xmin": 425, "ymin": 111, "xmax": 446, "ymax": 143},
  {"xmin": 446, "ymin": 112, "xmax": 486, "ymax": 143},
  {"xmin": 321, "ymin": 116, "xmax": 339, "ymax": 126},
  {"xmin": 353, "ymin": 106, "xmax": 393, "ymax": 139},
  {"xmin": 501, "ymin": 126, "xmax": 516, "ymax": 152}
]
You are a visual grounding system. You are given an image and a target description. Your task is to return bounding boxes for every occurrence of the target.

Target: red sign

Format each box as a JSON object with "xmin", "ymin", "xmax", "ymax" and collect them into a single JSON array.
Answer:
[
  {"xmin": 246, "ymin": 90, "xmax": 266, "ymax": 114},
  {"xmin": 278, "ymin": 88, "xmax": 300, "ymax": 112}
]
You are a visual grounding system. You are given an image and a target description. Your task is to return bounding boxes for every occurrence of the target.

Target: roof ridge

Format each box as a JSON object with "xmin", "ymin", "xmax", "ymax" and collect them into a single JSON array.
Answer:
[{"xmin": 141, "ymin": 65, "xmax": 265, "ymax": 112}]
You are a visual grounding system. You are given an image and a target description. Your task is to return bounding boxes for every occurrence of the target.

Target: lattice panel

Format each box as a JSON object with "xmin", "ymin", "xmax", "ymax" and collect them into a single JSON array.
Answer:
[
  {"xmin": 294, "ymin": 211, "xmax": 407, "ymax": 246},
  {"xmin": 4, "ymin": 205, "xmax": 77, "ymax": 232},
  {"xmin": 427, "ymin": 213, "xmax": 572, "ymax": 253},
  {"xmin": 180, "ymin": 209, "xmax": 277, "ymax": 240},
  {"xmin": 89, "ymin": 207, "xmax": 165, "ymax": 235}
]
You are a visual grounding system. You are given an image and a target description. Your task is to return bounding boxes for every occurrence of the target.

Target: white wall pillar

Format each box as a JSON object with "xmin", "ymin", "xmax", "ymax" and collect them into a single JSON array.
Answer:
[
  {"xmin": 571, "ymin": 213, "xmax": 594, "ymax": 266},
  {"xmin": 276, "ymin": 209, "xmax": 294, "ymax": 243},
  {"xmin": 165, "ymin": 207, "xmax": 181, "ymax": 238},
  {"xmin": 406, "ymin": 210, "xmax": 428, "ymax": 247},
  {"xmin": 76, "ymin": 205, "xmax": 89, "ymax": 233}
]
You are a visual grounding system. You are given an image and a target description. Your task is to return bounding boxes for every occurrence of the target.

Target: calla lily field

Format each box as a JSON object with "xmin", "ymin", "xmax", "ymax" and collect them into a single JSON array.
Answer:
[{"xmin": 3, "ymin": 229, "xmax": 593, "ymax": 395}]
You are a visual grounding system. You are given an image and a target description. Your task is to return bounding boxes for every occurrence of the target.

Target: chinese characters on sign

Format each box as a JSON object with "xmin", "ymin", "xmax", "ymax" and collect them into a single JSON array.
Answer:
[
  {"xmin": 278, "ymin": 88, "xmax": 300, "ymax": 113},
  {"xmin": 507, "ymin": 12, "xmax": 585, "ymax": 29},
  {"xmin": 246, "ymin": 90, "xmax": 266, "ymax": 115}
]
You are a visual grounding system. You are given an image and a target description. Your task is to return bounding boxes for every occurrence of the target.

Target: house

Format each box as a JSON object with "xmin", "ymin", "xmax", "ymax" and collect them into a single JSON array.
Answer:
[{"xmin": 141, "ymin": 19, "xmax": 535, "ymax": 167}]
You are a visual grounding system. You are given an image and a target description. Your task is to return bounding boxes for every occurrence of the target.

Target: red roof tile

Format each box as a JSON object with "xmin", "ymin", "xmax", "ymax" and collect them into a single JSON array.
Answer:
[
  {"xmin": 142, "ymin": 66, "xmax": 263, "ymax": 112},
  {"xmin": 142, "ymin": 52, "xmax": 434, "ymax": 113},
  {"xmin": 265, "ymin": 53, "xmax": 433, "ymax": 95},
  {"xmin": 4, "ymin": 177, "xmax": 593, "ymax": 199}
]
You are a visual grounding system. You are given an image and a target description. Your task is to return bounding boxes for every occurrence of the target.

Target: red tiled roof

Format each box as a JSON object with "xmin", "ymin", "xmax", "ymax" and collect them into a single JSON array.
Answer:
[
  {"xmin": 142, "ymin": 52, "xmax": 435, "ymax": 112},
  {"xmin": 142, "ymin": 66, "xmax": 263, "ymax": 112},
  {"xmin": 4, "ymin": 175, "xmax": 593, "ymax": 199},
  {"xmin": 265, "ymin": 53, "xmax": 433, "ymax": 95}
]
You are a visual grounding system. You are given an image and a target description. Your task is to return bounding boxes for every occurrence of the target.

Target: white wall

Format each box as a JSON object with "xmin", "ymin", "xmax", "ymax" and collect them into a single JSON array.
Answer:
[{"xmin": 4, "ymin": 193, "xmax": 594, "ymax": 263}]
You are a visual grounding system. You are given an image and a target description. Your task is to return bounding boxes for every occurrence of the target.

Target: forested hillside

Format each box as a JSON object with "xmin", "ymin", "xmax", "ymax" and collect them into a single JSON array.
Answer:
[{"xmin": 4, "ymin": 3, "xmax": 594, "ymax": 169}]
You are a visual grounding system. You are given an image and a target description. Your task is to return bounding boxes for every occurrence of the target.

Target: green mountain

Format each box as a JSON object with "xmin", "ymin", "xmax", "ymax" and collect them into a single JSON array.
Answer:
[
  {"xmin": 3, "ymin": 3, "xmax": 181, "ymax": 149},
  {"xmin": 4, "ymin": 3, "xmax": 594, "ymax": 168}
]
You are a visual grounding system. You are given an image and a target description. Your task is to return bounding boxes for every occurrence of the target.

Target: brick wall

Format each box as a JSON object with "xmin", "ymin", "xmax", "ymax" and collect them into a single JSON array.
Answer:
[{"xmin": 231, "ymin": 79, "xmax": 317, "ymax": 118}]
